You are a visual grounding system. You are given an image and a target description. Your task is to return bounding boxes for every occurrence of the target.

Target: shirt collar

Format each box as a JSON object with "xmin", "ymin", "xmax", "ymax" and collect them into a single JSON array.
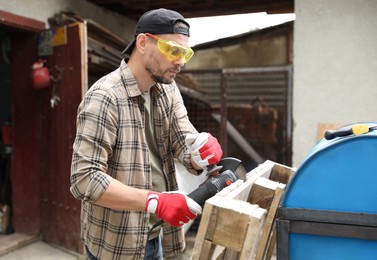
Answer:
[{"xmin": 120, "ymin": 60, "xmax": 141, "ymax": 98}]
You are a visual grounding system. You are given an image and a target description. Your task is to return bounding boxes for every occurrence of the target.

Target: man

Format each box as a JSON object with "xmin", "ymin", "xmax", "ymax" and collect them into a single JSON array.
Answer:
[{"xmin": 70, "ymin": 8, "xmax": 222, "ymax": 259}]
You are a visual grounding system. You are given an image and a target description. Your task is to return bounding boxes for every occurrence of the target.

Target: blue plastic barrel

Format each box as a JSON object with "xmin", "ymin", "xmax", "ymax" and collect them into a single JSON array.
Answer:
[{"xmin": 278, "ymin": 123, "xmax": 377, "ymax": 259}]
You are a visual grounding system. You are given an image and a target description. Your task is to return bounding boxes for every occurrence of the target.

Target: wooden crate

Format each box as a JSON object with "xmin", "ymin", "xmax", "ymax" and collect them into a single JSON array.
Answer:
[{"xmin": 192, "ymin": 160, "xmax": 295, "ymax": 260}]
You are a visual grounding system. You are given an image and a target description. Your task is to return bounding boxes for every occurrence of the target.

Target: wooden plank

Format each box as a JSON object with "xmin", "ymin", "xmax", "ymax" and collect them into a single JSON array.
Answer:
[
  {"xmin": 265, "ymin": 229, "xmax": 277, "ymax": 260},
  {"xmin": 248, "ymin": 177, "xmax": 285, "ymax": 210},
  {"xmin": 269, "ymin": 163, "xmax": 295, "ymax": 184},
  {"xmin": 216, "ymin": 179, "xmax": 244, "ymax": 198},
  {"xmin": 0, "ymin": 10, "xmax": 45, "ymax": 32},
  {"xmin": 221, "ymin": 160, "xmax": 276, "ymax": 201},
  {"xmin": 223, "ymin": 248, "xmax": 240, "ymax": 260},
  {"xmin": 200, "ymin": 240, "xmax": 216, "ymax": 260},
  {"xmin": 192, "ymin": 202, "xmax": 217, "ymax": 259},
  {"xmin": 193, "ymin": 196, "xmax": 266, "ymax": 259},
  {"xmin": 192, "ymin": 161, "xmax": 294, "ymax": 260},
  {"xmin": 239, "ymin": 207, "xmax": 267, "ymax": 260},
  {"xmin": 210, "ymin": 197, "xmax": 259, "ymax": 251},
  {"xmin": 255, "ymin": 187, "xmax": 284, "ymax": 260},
  {"xmin": 86, "ymin": 19, "xmax": 128, "ymax": 50},
  {"xmin": 212, "ymin": 245, "xmax": 226, "ymax": 259}
]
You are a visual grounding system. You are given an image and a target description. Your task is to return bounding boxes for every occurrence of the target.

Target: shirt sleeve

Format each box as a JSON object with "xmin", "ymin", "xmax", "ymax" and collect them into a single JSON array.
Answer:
[
  {"xmin": 70, "ymin": 88, "xmax": 118, "ymax": 202},
  {"xmin": 169, "ymin": 84, "xmax": 199, "ymax": 175}
]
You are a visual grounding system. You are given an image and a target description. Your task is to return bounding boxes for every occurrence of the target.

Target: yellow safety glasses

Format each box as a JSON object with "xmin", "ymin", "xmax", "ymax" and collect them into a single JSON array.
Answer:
[{"xmin": 146, "ymin": 33, "xmax": 194, "ymax": 63}]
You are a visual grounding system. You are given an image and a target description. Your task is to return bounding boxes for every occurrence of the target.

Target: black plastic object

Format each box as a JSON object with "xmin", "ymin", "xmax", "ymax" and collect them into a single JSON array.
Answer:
[
  {"xmin": 187, "ymin": 157, "xmax": 246, "ymax": 207},
  {"xmin": 324, "ymin": 128, "xmax": 354, "ymax": 140},
  {"xmin": 187, "ymin": 169, "xmax": 238, "ymax": 207}
]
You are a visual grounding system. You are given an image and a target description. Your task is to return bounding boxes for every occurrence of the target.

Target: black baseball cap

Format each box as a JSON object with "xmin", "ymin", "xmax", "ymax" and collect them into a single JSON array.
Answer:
[{"xmin": 122, "ymin": 8, "xmax": 190, "ymax": 55}]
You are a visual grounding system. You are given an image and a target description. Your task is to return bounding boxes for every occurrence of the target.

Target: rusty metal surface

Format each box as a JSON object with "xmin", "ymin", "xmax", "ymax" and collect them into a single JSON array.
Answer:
[
  {"xmin": 87, "ymin": 0, "xmax": 294, "ymax": 20},
  {"xmin": 39, "ymin": 24, "xmax": 84, "ymax": 253}
]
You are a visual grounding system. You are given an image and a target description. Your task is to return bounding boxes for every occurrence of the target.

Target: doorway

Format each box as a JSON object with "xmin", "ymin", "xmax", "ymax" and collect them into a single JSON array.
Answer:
[
  {"xmin": 0, "ymin": 11, "xmax": 45, "ymax": 255},
  {"xmin": 0, "ymin": 30, "xmax": 12, "ymax": 234}
]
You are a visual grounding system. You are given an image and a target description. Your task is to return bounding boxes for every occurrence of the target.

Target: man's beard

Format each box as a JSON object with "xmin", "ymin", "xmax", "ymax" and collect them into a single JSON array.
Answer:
[
  {"xmin": 146, "ymin": 62, "xmax": 179, "ymax": 84},
  {"xmin": 151, "ymin": 74, "xmax": 172, "ymax": 84}
]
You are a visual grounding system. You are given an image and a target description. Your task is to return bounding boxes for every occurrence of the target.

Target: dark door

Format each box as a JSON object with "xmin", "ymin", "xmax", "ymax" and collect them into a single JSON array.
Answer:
[
  {"xmin": 38, "ymin": 22, "xmax": 86, "ymax": 253},
  {"xmin": 2, "ymin": 11, "xmax": 86, "ymax": 253},
  {"xmin": 1, "ymin": 10, "xmax": 45, "ymax": 236}
]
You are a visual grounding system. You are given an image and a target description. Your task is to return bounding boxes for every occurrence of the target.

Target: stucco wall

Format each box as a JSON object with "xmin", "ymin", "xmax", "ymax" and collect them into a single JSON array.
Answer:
[
  {"xmin": 292, "ymin": 0, "xmax": 377, "ymax": 166},
  {"xmin": 185, "ymin": 24, "xmax": 292, "ymax": 69},
  {"xmin": 0, "ymin": 0, "xmax": 134, "ymax": 42},
  {"xmin": 186, "ymin": 35, "xmax": 289, "ymax": 69}
]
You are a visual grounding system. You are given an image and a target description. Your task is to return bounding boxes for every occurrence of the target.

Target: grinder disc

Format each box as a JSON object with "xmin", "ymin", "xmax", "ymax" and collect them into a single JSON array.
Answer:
[{"xmin": 217, "ymin": 157, "xmax": 247, "ymax": 181}]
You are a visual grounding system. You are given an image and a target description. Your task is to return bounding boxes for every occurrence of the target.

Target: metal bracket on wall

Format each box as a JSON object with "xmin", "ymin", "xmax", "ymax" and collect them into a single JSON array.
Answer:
[{"xmin": 50, "ymin": 65, "xmax": 64, "ymax": 109}]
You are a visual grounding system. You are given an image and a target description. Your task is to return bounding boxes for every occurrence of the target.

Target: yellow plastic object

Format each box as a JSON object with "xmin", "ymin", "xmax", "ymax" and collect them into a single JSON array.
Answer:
[
  {"xmin": 352, "ymin": 124, "xmax": 370, "ymax": 136},
  {"xmin": 146, "ymin": 33, "xmax": 194, "ymax": 63}
]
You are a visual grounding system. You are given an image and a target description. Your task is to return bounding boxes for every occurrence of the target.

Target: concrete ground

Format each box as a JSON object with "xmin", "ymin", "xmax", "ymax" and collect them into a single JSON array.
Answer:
[
  {"xmin": 0, "ymin": 233, "xmax": 84, "ymax": 260},
  {"xmin": 0, "ymin": 241, "xmax": 81, "ymax": 260},
  {"xmin": 0, "ymin": 230, "xmax": 196, "ymax": 260},
  {"xmin": 0, "ymin": 230, "xmax": 275, "ymax": 259}
]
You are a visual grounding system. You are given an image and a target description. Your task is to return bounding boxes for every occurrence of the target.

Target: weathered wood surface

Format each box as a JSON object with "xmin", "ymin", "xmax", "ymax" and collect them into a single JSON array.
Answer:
[
  {"xmin": 255, "ymin": 187, "xmax": 284, "ymax": 260},
  {"xmin": 192, "ymin": 160, "xmax": 295, "ymax": 260}
]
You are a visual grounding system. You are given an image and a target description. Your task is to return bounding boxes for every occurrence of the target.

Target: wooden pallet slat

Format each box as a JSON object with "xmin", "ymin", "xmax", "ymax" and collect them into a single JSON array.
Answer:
[
  {"xmin": 255, "ymin": 187, "xmax": 284, "ymax": 260},
  {"xmin": 192, "ymin": 160, "xmax": 295, "ymax": 260},
  {"xmin": 239, "ymin": 207, "xmax": 267, "ymax": 260}
]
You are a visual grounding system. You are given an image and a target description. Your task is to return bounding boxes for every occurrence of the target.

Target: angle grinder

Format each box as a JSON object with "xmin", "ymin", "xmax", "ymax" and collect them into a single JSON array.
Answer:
[
  {"xmin": 187, "ymin": 157, "xmax": 247, "ymax": 207},
  {"xmin": 150, "ymin": 157, "xmax": 247, "ymax": 231}
]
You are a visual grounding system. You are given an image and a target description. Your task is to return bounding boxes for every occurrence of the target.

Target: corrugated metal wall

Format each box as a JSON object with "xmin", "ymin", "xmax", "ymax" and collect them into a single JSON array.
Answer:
[
  {"xmin": 184, "ymin": 67, "xmax": 291, "ymax": 107},
  {"xmin": 179, "ymin": 65, "xmax": 292, "ymax": 166}
]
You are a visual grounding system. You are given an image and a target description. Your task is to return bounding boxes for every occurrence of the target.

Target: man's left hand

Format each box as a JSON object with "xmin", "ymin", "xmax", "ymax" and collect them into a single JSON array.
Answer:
[{"xmin": 185, "ymin": 132, "xmax": 223, "ymax": 169}]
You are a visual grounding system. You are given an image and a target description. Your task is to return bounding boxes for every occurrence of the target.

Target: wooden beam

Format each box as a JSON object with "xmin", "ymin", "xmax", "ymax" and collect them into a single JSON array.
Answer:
[
  {"xmin": 239, "ymin": 207, "xmax": 267, "ymax": 260},
  {"xmin": 0, "ymin": 10, "xmax": 45, "ymax": 32},
  {"xmin": 248, "ymin": 177, "xmax": 285, "ymax": 210},
  {"xmin": 255, "ymin": 187, "xmax": 284, "ymax": 260}
]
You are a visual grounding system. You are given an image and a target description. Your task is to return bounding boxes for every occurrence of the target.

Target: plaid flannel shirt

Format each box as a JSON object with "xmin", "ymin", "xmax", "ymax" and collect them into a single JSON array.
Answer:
[{"xmin": 70, "ymin": 60, "xmax": 198, "ymax": 259}]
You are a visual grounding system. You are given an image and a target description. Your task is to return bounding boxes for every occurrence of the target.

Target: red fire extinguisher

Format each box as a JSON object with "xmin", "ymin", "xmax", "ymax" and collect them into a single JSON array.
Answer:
[
  {"xmin": 31, "ymin": 59, "xmax": 51, "ymax": 90},
  {"xmin": 1, "ymin": 122, "xmax": 13, "ymax": 146}
]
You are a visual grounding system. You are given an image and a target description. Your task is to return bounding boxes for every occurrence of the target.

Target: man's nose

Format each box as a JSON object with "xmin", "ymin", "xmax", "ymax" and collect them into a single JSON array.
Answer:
[{"xmin": 173, "ymin": 56, "xmax": 185, "ymax": 67}]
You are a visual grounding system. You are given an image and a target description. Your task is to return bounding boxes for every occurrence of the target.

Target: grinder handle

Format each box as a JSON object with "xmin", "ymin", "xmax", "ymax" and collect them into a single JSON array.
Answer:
[
  {"xmin": 187, "ymin": 169, "xmax": 237, "ymax": 207},
  {"xmin": 187, "ymin": 182, "xmax": 213, "ymax": 207}
]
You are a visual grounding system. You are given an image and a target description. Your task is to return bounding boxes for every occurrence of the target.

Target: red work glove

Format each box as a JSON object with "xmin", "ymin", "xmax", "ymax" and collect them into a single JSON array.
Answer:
[
  {"xmin": 145, "ymin": 191, "xmax": 202, "ymax": 227},
  {"xmin": 185, "ymin": 132, "xmax": 223, "ymax": 169}
]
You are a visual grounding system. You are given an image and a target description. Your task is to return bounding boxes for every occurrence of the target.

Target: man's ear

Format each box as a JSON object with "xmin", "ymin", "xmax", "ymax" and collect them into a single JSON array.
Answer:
[{"xmin": 135, "ymin": 34, "xmax": 148, "ymax": 54}]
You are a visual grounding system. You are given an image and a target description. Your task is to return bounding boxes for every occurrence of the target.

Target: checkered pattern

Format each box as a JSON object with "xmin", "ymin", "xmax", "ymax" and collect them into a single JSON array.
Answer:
[{"xmin": 70, "ymin": 60, "xmax": 197, "ymax": 259}]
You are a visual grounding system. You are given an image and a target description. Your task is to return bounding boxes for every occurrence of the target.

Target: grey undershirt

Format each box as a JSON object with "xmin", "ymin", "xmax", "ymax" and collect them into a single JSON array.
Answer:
[{"xmin": 143, "ymin": 91, "xmax": 167, "ymax": 240}]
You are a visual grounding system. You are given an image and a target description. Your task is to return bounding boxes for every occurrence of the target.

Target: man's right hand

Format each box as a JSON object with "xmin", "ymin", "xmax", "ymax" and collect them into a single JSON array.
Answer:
[{"xmin": 145, "ymin": 191, "xmax": 201, "ymax": 227}]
